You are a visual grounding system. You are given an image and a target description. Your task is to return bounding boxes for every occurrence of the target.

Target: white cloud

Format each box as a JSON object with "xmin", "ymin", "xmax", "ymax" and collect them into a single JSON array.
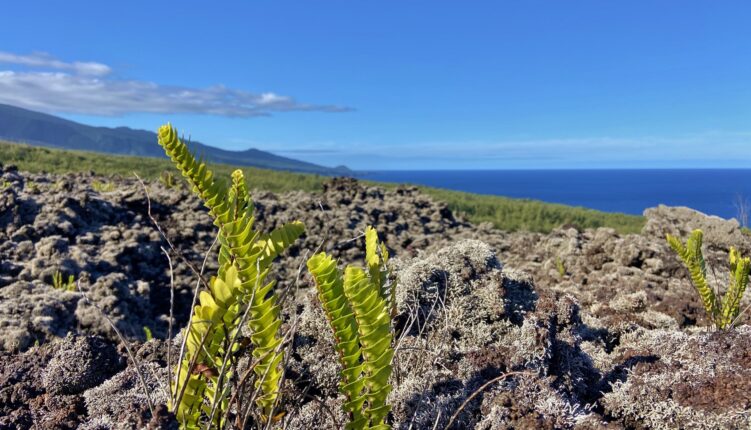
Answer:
[
  {"xmin": 0, "ymin": 51, "xmax": 111, "ymax": 76},
  {"xmin": 0, "ymin": 51, "xmax": 350, "ymax": 117}
]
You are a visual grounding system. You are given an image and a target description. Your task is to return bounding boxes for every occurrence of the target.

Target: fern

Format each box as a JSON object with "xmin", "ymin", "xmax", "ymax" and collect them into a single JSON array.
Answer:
[
  {"xmin": 667, "ymin": 230, "xmax": 715, "ymax": 317},
  {"xmin": 91, "ymin": 180, "xmax": 115, "ymax": 193},
  {"xmin": 719, "ymin": 247, "xmax": 751, "ymax": 328},
  {"xmin": 51, "ymin": 270, "xmax": 75, "ymax": 292},
  {"xmin": 158, "ymin": 124, "xmax": 304, "ymax": 427},
  {"xmin": 307, "ymin": 226, "xmax": 395, "ymax": 429},
  {"xmin": 667, "ymin": 229, "xmax": 751, "ymax": 330},
  {"xmin": 159, "ymin": 170, "xmax": 178, "ymax": 188},
  {"xmin": 555, "ymin": 257, "xmax": 566, "ymax": 278}
]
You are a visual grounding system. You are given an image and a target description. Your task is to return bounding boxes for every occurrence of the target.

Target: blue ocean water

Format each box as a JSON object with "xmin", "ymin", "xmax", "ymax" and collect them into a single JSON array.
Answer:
[{"xmin": 358, "ymin": 170, "xmax": 751, "ymax": 219}]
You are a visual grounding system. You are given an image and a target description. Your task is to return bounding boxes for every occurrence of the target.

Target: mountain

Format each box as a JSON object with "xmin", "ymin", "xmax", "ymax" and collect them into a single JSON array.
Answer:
[{"xmin": 0, "ymin": 104, "xmax": 350, "ymax": 175}]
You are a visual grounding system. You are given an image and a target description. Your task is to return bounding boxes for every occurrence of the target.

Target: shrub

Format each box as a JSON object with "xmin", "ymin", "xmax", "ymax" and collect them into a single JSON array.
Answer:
[{"xmin": 667, "ymin": 229, "xmax": 751, "ymax": 329}]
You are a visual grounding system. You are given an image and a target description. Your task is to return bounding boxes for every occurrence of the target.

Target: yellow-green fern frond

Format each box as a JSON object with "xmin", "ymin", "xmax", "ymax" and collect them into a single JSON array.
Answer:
[
  {"xmin": 172, "ymin": 266, "xmax": 242, "ymax": 428},
  {"xmin": 157, "ymin": 125, "xmax": 231, "ymax": 228},
  {"xmin": 667, "ymin": 230, "xmax": 715, "ymax": 318},
  {"xmin": 307, "ymin": 226, "xmax": 394, "ymax": 429},
  {"xmin": 159, "ymin": 124, "xmax": 305, "ymax": 425},
  {"xmin": 719, "ymin": 247, "xmax": 751, "ymax": 329},
  {"xmin": 256, "ymin": 221, "xmax": 306, "ymax": 261},
  {"xmin": 307, "ymin": 253, "xmax": 367, "ymax": 428},
  {"xmin": 667, "ymin": 229, "xmax": 751, "ymax": 330},
  {"xmin": 343, "ymin": 266, "xmax": 394, "ymax": 428}
]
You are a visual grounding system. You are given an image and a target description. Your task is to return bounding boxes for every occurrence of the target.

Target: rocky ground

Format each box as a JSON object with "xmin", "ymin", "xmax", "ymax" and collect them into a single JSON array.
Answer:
[{"xmin": 1, "ymin": 163, "xmax": 750, "ymax": 429}]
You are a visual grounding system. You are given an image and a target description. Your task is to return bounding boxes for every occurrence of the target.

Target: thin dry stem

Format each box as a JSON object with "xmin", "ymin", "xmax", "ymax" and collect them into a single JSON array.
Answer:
[
  {"xmin": 134, "ymin": 173, "xmax": 212, "ymax": 290},
  {"xmin": 161, "ymin": 246, "xmax": 175, "ymax": 402}
]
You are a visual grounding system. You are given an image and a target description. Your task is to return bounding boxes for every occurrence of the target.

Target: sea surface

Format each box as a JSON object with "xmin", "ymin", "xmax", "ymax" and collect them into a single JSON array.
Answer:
[{"xmin": 358, "ymin": 169, "xmax": 751, "ymax": 220}]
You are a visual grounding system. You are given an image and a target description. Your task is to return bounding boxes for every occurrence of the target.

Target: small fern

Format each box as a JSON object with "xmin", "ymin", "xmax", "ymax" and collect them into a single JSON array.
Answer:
[
  {"xmin": 51, "ymin": 270, "xmax": 75, "ymax": 291},
  {"xmin": 143, "ymin": 326, "xmax": 154, "ymax": 341},
  {"xmin": 159, "ymin": 170, "xmax": 178, "ymax": 188},
  {"xmin": 25, "ymin": 180, "xmax": 40, "ymax": 194},
  {"xmin": 719, "ymin": 247, "xmax": 751, "ymax": 328},
  {"xmin": 667, "ymin": 229, "xmax": 751, "ymax": 330},
  {"xmin": 158, "ymin": 124, "xmax": 305, "ymax": 428},
  {"xmin": 307, "ymin": 226, "xmax": 395, "ymax": 430},
  {"xmin": 556, "ymin": 257, "xmax": 566, "ymax": 278},
  {"xmin": 92, "ymin": 180, "xmax": 115, "ymax": 193}
]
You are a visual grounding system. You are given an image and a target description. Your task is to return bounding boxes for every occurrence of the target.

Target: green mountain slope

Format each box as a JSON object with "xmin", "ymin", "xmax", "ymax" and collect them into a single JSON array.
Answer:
[{"xmin": 0, "ymin": 103, "xmax": 350, "ymax": 175}]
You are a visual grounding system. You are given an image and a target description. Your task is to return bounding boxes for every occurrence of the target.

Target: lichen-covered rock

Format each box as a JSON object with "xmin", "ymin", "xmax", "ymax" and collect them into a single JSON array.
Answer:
[
  {"xmin": 602, "ymin": 326, "xmax": 751, "ymax": 430},
  {"xmin": 0, "ymin": 281, "xmax": 79, "ymax": 351},
  {"xmin": 642, "ymin": 205, "xmax": 751, "ymax": 253},
  {"xmin": 285, "ymin": 240, "xmax": 602, "ymax": 429},
  {"xmin": 4, "ymin": 165, "xmax": 751, "ymax": 429},
  {"xmin": 82, "ymin": 363, "xmax": 171, "ymax": 429},
  {"xmin": 42, "ymin": 334, "xmax": 125, "ymax": 395}
]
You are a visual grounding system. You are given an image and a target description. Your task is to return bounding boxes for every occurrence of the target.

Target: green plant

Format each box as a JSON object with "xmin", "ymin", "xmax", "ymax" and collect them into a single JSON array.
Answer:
[
  {"xmin": 159, "ymin": 170, "xmax": 178, "ymax": 188},
  {"xmin": 307, "ymin": 226, "xmax": 395, "ymax": 430},
  {"xmin": 1, "ymin": 180, "xmax": 11, "ymax": 189},
  {"xmin": 26, "ymin": 180, "xmax": 40, "ymax": 194},
  {"xmin": 158, "ymin": 124, "xmax": 305, "ymax": 428},
  {"xmin": 92, "ymin": 179, "xmax": 115, "ymax": 193},
  {"xmin": 143, "ymin": 326, "xmax": 154, "ymax": 341},
  {"xmin": 556, "ymin": 257, "xmax": 566, "ymax": 278},
  {"xmin": 51, "ymin": 270, "xmax": 76, "ymax": 291},
  {"xmin": 667, "ymin": 229, "xmax": 751, "ymax": 330}
]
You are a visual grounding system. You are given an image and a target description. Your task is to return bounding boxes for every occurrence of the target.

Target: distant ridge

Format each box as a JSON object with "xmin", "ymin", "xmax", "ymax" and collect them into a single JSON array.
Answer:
[{"xmin": 0, "ymin": 103, "xmax": 350, "ymax": 175}]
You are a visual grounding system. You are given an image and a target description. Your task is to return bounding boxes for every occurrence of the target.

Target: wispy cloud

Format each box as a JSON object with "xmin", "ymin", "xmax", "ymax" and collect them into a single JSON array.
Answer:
[
  {"xmin": 0, "ymin": 51, "xmax": 351, "ymax": 117},
  {"xmin": 0, "ymin": 51, "xmax": 112, "ymax": 76}
]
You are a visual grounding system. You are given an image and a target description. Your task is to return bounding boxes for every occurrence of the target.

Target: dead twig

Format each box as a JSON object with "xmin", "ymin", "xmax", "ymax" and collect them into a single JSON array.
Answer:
[
  {"xmin": 161, "ymin": 246, "xmax": 175, "ymax": 399},
  {"xmin": 134, "ymin": 173, "xmax": 212, "ymax": 290}
]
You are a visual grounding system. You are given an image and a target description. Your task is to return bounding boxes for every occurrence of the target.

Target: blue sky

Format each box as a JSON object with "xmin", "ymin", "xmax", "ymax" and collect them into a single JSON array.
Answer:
[{"xmin": 0, "ymin": 1, "xmax": 749, "ymax": 170}]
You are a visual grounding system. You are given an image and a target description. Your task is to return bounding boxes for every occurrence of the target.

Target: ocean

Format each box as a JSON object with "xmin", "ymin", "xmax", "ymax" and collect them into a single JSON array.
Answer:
[{"xmin": 358, "ymin": 169, "xmax": 751, "ymax": 220}]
